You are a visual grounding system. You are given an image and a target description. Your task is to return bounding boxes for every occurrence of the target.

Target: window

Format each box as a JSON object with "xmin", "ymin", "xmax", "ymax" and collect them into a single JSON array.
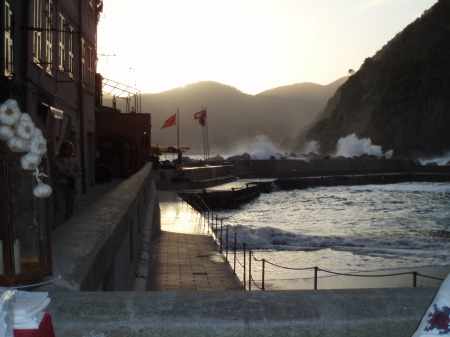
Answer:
[
  {"xmin": 4, "ymin": 2, "xmax": 14, "ymax": 77},
  {"xmin": 88, "ymin": 47, "xmax": 93, "ymax": 87},
  {"xmin": 58, "ymin": 14, "xmax": 65, "ymax": 71},
  {"xmin": 67, "ymin": 25, "xmax": 74, "ymax": 75},
  {"xmin": 81, "ymin": 38, "xmax": 85, "ymax": 85},
  {"xmin": 45, "ymin": 0, "xmax": 53, "ymax": 74},
  {"xmin": 33, "ymin": 0, "xmax": 43, "ymax": 63}
]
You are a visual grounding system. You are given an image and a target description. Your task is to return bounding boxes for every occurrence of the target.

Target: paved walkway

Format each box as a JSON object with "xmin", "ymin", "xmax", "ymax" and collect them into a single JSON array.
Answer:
[
  {"xmin": 148, "ymin": 191, "xmax": 243, "ymax": 291},
  {"xmin": 72, "ymin": 180, "xmax": 242, "ymax": 291}
]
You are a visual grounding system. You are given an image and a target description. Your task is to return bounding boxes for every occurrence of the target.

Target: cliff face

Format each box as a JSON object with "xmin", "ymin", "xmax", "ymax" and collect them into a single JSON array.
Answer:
[{"xmin": 294, "ymin": 0, "xmax": 450, "ymax": 158}]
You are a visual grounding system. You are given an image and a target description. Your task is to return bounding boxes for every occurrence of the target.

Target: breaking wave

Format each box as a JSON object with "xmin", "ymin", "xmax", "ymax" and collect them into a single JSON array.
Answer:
[
  {"xmin": 334, "ymin": 133, "xmax": 392, "ymax": 158},
  {"xmin": 229, "ymin": 224, "xmax": 449, "ymax": 255}
]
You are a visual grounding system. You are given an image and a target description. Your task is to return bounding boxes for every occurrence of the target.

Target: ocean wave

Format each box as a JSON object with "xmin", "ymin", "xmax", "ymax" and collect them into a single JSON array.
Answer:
[{"xmin": 228, "ymin": 224, "xmax": 450, "ymax": 255}]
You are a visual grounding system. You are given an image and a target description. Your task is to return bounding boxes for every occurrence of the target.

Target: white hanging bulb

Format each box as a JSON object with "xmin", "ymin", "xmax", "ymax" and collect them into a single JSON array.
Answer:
[{"xmin": 0, "ymin": 99, "xmax": 21, "ymax": 126}]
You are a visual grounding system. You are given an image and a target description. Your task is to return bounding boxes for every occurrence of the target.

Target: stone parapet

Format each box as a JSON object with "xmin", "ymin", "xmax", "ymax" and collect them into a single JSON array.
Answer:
[
  {"xmin": 42, "ymin": 163, "xmax": 160, "ymax": 291},
  {"xmin": 46, "ymin": 288, "xmax": 436, "ymax": 337}
]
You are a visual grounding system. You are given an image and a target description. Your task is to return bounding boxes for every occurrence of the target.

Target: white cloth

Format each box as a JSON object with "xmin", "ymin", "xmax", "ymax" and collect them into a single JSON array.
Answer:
[
  {"xmin": 13, "ymin": 291, "xmax": 50, "ymax": 325},
  {"xmin": 13, "ymin": 312, "xmax": 45, "ymax": 330},
  {"xmin": 0, "ymin": 289, "xmax": 16, "ymax": 337},
  {"xmin": 0, "ymin": 311, "xmax": 6, "ymax": 337},
  {"xmin": 412, "ymin": 272, "xmax": 450, "ymax": 336}
]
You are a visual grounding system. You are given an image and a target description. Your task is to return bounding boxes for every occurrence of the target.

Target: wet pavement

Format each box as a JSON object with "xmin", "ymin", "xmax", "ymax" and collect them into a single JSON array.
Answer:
[{"xmin": 148, "ymin": 191, "xmax": 243, "ymax": 291}]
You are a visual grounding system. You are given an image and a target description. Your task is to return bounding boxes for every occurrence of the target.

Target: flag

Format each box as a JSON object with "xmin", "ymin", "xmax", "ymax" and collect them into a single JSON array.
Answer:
[
  {"xmin": 194, "ymin": 109, "xmax": 206, "ymax": 120},
  {"xmin": 194, "ymin": 109, "xmax": 207, "ymax": 127},
  {"xmin": 161, "ymin": 114, "xmax": 176, "ymax": 129}
]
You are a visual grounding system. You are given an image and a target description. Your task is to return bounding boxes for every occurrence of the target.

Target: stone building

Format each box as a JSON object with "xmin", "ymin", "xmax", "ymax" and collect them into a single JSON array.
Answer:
[{"xmin": 0, "ymin": 0, "xmax": 103, "ymax": 191}]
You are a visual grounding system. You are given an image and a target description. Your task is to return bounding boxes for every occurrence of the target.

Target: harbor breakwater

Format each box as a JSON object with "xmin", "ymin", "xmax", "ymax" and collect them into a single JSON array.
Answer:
[
  {"xmin": 160, "ymin": 158, "xmax": 450, "ymax": 209},
  {"xmin": 156, "ymin": 157, "xmax": 450, "ymax": 184},
  {"xmin": 231, "ymin": 157, "xmax": 447, "ymax": 178}
]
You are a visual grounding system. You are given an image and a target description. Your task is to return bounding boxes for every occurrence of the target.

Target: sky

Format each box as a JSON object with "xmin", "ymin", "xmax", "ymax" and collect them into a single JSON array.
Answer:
[{"xmin": 97, "ymin": 0, "xmax": 437, "ymax": 95}]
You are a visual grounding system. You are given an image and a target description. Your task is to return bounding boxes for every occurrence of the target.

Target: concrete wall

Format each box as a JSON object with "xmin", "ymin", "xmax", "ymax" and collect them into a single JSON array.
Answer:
[{"xmin": 43, "ymin": 163, "xmax": 160, "ymax": 291}]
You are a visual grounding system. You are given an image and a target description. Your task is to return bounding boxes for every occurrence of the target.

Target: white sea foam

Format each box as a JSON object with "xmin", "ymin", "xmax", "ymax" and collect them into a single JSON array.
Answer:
[
  {"xmin": 335, "ymin": 133, "xmax": 384, "ymax": 157},
  {"xmin": 298, "ymin": 140, "xmax": 320, "ymax": 155},
  {"xmin": 233, "ymin": 135, "xmax": 283, "ymax": 159},
  {"xmin": 228, "ymin": 224, "xmax": 449, "ymax": 254},
  {"xmin": 358, "ymin": 182, "xmax": 450, "ymax": 193},
  {"xmin": 419, "ymin": 151, "xmax": 450, "ymax": 165}
]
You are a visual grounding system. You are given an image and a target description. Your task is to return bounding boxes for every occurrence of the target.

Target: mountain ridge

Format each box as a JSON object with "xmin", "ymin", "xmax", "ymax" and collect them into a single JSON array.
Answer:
[
  {"xmin": 294, "ymin": 0, "xmax": 450, "ymax": 159},
  {"xmin": 145, "ymin": 78, "xmax": 347, "ymax": 154}
]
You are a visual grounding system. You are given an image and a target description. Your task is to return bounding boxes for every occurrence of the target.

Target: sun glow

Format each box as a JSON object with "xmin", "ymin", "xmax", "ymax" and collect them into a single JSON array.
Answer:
[{"xmin": 97, "ymin": 0, "xmax": 437, "ymax": 95}]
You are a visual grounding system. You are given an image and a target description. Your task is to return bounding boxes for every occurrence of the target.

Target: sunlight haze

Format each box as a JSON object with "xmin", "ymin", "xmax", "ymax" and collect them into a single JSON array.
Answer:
[{"xmin": 97, "ymin": 0, "xmax": 437, "ymax": 95}]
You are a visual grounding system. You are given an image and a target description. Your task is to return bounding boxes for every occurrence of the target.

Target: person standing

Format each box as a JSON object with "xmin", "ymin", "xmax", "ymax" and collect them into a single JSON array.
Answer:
[{"xmin": 53, "ymin": 141, "xmax": 81, "ymax": 228}]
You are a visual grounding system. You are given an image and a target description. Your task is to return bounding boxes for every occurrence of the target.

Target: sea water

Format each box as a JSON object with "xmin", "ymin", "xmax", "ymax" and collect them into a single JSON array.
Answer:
[{"xmin": 214, "ymin": 182, "xmax": 450, "ymax": 289}]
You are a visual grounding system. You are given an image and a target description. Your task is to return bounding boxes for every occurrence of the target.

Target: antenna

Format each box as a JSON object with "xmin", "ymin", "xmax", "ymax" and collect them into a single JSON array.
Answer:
[
  {"xmin": 128, "ymin": 67, "xmax": 136, "ymax": 87},
  {"xmin": 98, "ymin": 53, "xmax": 116, "ymax": 64}
]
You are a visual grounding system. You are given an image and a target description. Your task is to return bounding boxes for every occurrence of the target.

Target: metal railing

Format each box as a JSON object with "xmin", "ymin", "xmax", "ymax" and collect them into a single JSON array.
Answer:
[{"xmin": 181, "ymin": 192, "xmax": 446, "ymax": 291}]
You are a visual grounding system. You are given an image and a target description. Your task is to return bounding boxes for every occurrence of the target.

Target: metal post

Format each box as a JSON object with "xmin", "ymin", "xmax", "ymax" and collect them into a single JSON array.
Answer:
[
  {"xmin": 314, "ymin": 267, "xmax": 318, "ymax": 290},
  {"xmin": 249, "ymin": 248, "xmax": 252, "ymax": 291},
  {"xmin": 233, "ymin": 233, "xmax": 237, "ymax": 274},
  {"xmin": 262, "ymin": 259, "xmax": 265, "ymax": 291},
  {"xmin": 413, "ymin": 271, "xmax": 417, "ymax": 288},
  {"xmin": 243, "ymin": 243, "xmax": 246, "ymax": 290},
  {"xmin": 215, "ymin": 215, "xmax": 218, "ymax": 237},
  {"xmin": 225, "ymin": 226, "xmax": 229, "ymax": 262},
  {"xmin": 220, "ymin": 220, "xmax": 223, "ymax": 253}
]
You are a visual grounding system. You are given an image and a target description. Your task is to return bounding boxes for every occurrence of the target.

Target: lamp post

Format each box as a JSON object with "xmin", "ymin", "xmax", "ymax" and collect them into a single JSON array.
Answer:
[{"xmin": 0, "ymin": 142, "xmax": 52, "ymax": 287}]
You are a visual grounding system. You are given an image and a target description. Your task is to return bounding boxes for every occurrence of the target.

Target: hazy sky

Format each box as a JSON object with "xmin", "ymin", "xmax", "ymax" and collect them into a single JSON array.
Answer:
[{"xmin": 97, "ymin": 0, "xmax": 437, "ymax": 95}]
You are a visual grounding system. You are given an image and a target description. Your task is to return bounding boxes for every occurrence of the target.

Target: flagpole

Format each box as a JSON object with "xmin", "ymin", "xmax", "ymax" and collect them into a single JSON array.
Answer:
[
  {"xmin": 177, "ymin": 108, "xmax": 180, "ymax": 150},
  {"xmin": 205, "ymin": 108, "xmax": 209, "ymax": 159},
  {"xmin": 203, "ymin": 107, "xmax": 207, "ymax": 160},
  {"xmin": 203, "ymin": 107, "xmax": 205, "ymax": 160}
]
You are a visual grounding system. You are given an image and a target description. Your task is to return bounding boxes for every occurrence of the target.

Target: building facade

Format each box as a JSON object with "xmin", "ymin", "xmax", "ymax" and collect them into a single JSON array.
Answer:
[
  {"xmin": 1, "ymin": 0, "xmax": 103, "ymax": 191},
  {"xmin": 96, "ymin": 108, "xmax": 151, "ymax": 179}
]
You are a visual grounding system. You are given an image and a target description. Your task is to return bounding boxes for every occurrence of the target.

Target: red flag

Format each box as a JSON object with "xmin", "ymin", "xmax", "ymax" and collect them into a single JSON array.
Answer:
[
  {"xmin": 194, "ymin": 109, "xmax": 207, "ymax": 127},
  {"xmin": 161, "ymin": 114, "xmax": 176, "ymax": 129},
  {"xmin": 194, "ymin": 109, "xmax": 206, "ymax": 120}
]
